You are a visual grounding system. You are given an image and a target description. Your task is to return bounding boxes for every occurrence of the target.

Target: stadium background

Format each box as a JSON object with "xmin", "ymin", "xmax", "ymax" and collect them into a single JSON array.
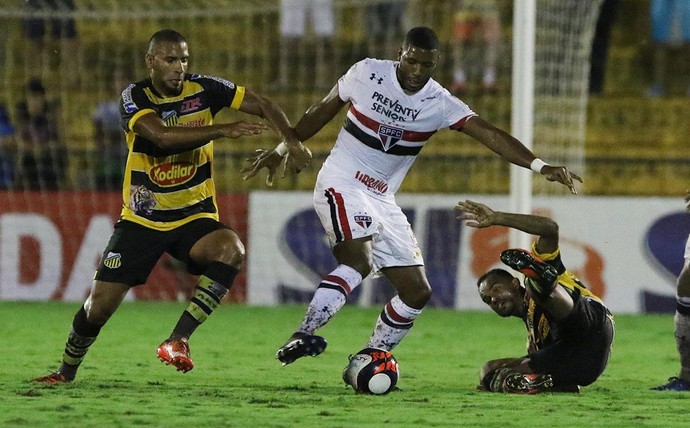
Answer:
[{"xmin": 0, "ymin": 0, "xmax": 688, "ymax": 312}]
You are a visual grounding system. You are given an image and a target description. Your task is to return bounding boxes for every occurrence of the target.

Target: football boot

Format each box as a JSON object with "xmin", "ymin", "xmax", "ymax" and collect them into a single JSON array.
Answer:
[
  {"xmin": 276, "ymin": 332, "xmax": 327, "ymax": 365},
  {"xmin": 157, "ymin": 337, "xmax": 194, "ymax": 373}
]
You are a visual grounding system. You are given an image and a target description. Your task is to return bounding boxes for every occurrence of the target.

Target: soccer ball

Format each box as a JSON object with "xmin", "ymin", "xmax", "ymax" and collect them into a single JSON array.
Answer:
[{"xmin": 342, "ymin": 347, "xmax": 399, "ymax": 395}]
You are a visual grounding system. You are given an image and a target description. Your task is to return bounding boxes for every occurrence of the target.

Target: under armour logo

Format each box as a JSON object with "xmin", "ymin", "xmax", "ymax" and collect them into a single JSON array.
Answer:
[{"xmin": 369, "ymin": 73, "xmax": 383, "ymax": 84}]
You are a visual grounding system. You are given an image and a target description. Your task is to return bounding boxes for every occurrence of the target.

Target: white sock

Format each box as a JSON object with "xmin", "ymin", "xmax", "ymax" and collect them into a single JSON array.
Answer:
[
  {"xmin": 367, "ymin": 295, "xmax": 422, "ymax": 351},
  {"xmin": 298, "ymin": 265, "xmax": 362, "ymax": 335}
]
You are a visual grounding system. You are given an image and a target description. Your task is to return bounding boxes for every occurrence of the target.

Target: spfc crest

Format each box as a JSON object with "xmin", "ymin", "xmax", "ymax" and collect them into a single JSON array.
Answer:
[
  {"xmin": 354, "ymin": 214, "xmax": 373, "ymax": 229},
  {"xmin": 377, "ymin": 124, "xmax": 403, "ymax": 151}
]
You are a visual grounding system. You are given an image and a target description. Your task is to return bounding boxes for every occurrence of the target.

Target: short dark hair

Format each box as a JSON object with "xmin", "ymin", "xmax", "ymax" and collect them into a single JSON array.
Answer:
[
  {"xmin": 402, "ymin": 26, "xmax": 440, "ymax": 51},
  {"xmin": 148, "ymin": 29, "xmax": 186, "ymax": 52},
  {"xmin": 476, "ymin": 268, "xmax": 514, "ymax": 288}
]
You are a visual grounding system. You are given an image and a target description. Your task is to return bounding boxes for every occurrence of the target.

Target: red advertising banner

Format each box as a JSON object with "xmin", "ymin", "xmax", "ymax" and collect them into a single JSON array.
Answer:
[{"xmin": 0, "ymin": 191, "xmax": 248, "ymax": 302}]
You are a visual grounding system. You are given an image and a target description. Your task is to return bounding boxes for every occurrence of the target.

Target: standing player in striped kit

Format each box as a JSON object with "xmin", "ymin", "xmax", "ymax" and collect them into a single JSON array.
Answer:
[
  {"xmin": 34, "ymin": 29, "xmax": 311, "ymax": 383},
  {"xmin": 246, "ymin": 27, "xmax": 581, "ymax": 369}
]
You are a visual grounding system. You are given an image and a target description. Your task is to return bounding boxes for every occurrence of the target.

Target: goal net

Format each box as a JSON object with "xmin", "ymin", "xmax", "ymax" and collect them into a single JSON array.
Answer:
[{"xmin": 0, "ymin": 0, "xmax": 602, "ymax": 304}]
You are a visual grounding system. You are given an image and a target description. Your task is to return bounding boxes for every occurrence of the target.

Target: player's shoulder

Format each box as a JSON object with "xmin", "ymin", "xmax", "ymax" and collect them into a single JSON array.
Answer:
[
  {"xmin": 349, "ymin": 57, "xmax": 394, "ymax": 73},
  {"xmin": 187, "ymin": 73, "xmax": 238, "ymax": 91}
]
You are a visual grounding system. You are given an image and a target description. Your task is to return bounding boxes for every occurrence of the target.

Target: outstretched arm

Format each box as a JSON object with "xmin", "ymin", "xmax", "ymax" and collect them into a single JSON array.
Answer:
[
  {"xmin": 293, "ymin": 84, "xmax": 348, "ymax": 142},
  {"xmin": 455, "ymin": 199, "xmax": 559, "ymax": 254},
  {"xmin": 460, "ymin": 116, "xmax": 582, "ymax": 194},
  {"xmin": 132, "ymin": 112, "xmax": 267, "ymax": 151},
  {"xmin": 239, "ymin": 89, "xmax": 312, "ymax": 169},
  {"xmin": 242, "ymin": 84, "xmax": 346, "ymax": 184}
]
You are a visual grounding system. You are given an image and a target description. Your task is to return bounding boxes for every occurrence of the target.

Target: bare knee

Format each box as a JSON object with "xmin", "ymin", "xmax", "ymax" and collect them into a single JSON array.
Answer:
[
  {"xmin": 84, "ymin": 282, "xmax": 129, "ymax": 325},
  {"xmin": 191, "ymin": 229, "xmax": 245, "ymax": 268},
  {"xmin": 398, "ymin": 281, "xmax": 431, "ymax": 309},
  {"xmin": 219, "ymin": 238, "xmax": 245, "ymax": 268}
]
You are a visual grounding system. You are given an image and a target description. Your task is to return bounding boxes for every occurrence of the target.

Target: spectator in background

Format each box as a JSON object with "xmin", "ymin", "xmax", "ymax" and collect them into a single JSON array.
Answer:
[
  {"xmin": 365, "ymin": 1, "xmax": 407, "ymax": 59},
  {"xmin": 449, "ymin": 0, "xmax": 501, "ymax": 95},
  {"xmin": 14, "ymin": 78, "xmax": 66, "ymax": 190},
  {"xmin": 589, "ymin": 0, "xmax": 619, "ymax": 95},
  {"xmin": 274, "ymin": 0, "xmax": 335, "ymax": 90},
  {"xmin": 92, "ymin": 68, "xmax": 129, "ymax": 190},
  {"xmin": 22, "ymin": 0, "xmax": 79, "ymax": 86},
  {"xmin": 0, "ymin": 104, "xmax": 16, "ymax": 189},
  {"xmin": 646, "ymin": 0, "xmax": 690, "ymax": 97}
]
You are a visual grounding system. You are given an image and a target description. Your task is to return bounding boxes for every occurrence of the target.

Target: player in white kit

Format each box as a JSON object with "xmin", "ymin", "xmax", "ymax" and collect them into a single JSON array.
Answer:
[
  {"xmin": 653, "ymin": 190, "xmax": 690, "ymax": 391},
  {"xmin": 244, "ymin": 27, "xmax": 581, "ymax": 367}
]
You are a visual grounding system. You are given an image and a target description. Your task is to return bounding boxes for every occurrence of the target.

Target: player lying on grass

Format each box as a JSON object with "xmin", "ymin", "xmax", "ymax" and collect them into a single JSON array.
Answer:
[{"xmin": 456, "ymin": 200, "xmax": 614, "ymax": 394}]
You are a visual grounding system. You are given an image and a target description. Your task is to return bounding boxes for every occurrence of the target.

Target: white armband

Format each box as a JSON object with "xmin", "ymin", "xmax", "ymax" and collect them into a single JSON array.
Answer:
[
  {"xmin": 530, "ymin": 158, "xmax": 549, "ymax": 173},
  {"xmin": 275, "ymin": 142, "xmax": 288, "ymax": 156}
]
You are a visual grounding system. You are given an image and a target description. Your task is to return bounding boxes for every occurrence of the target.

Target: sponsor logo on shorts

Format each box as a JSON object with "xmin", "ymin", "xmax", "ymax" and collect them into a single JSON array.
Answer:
[
  {"xmin": 355, "ymin": 170, "xmax": 388, "ymax": 194},
  {"xmin": 149, "ymin": 162, "xmax": 196, "ymax": 187},
  {"xmin": 103, "ymin": 252, "xmax": 122, "ymax": 269},
  {"xmin": 354, "ymin": 214, "xmax": 372, "ymax": 229}
]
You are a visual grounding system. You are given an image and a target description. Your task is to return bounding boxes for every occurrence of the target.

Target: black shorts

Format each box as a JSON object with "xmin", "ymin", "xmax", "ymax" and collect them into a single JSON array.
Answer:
[
  {"xmin": 94, "ymin": 218, "xmax": 228, "ymax": 286},
  {"xmin": 528, "ymin": 294, "xmax": 615, "ymax": 387}
]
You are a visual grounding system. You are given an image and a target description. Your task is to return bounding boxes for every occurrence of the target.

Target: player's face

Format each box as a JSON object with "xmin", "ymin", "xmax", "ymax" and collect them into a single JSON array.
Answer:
[
  {"xmin": 146, "ymin": 41, "xmax": 189, "ymax": 97},
  {"xmin": 396, "ymin": 45, "xmax": 439, "ymax": 93},
  {"xmin": 478, "ymin": 274, "xmax": 523, "ymax": 317}
]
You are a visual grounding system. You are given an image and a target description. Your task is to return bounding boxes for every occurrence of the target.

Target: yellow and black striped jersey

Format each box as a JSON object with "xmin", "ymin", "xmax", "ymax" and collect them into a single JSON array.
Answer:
[
  {"xmin": 118, "ymin": 74, "xmax": 245, "ymax": 231},
  {"xmin": 523, "ymin": 242, "xmax": 607, "ymax": 353}
]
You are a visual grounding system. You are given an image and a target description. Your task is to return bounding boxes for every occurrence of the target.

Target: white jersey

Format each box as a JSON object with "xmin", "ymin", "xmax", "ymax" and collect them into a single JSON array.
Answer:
[{"xmin": 318, "ymin": 58, "xmax": 476, "ymax": 196}]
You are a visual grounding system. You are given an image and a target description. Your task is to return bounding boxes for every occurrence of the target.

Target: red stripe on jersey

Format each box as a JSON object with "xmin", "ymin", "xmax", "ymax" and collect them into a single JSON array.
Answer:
[
  {"xmin": 349, "ymin": 106, "xmax": 436, "ymax": 142},
  {"xmin": 385, "ymin": 302, "xmax": 411, "ymax": 324},
  {"xmin": 449, "ymin": 114, "xmax": 476, "ymax": 131},
  {"xmin": 327, "ymin": 187, "xmax": 352, "ymax": 240},
  {"xmin": 323, "ymin": 274, "xmax": 352, "ymax": 294}
]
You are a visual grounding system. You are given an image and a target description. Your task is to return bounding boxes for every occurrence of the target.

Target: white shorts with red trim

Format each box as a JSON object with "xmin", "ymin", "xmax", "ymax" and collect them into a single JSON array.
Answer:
[{"xmin": 313, "ymin": 178, "xmax": 424, "ymax": 273}]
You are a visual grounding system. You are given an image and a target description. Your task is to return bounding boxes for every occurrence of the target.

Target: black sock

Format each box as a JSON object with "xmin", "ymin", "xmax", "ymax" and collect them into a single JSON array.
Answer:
[
  {"xmin": 169, "ymin": 262, "xmax": 238, "ymax": 339},
  {"xmin": 59, "ymin": 307, "xmax": 102, "ymax": 379}
]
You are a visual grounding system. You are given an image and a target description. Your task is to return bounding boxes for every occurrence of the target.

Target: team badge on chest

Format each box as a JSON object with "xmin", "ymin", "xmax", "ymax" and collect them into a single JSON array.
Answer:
[{"xmin": 377, "ymin": 124, "xmax": 403, "ymax": 151}]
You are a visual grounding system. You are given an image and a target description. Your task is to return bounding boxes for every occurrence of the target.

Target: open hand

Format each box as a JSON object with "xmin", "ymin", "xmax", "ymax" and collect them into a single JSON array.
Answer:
[
  {"xmin": 242, "ymin": 148, "xmax": 284, "ymax": 186},
  {"xmin": 455, "ymin": 199, "xmax": 497, "ymax": 228}
]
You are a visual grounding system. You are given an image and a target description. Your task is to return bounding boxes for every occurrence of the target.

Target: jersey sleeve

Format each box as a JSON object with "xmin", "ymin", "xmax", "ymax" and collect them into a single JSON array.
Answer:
[
  {"xmin": 337, "ymin": 59, "xmax": 366, "ymax": 102},
  {"xmin": 120, "ymin": 82, "xmax": 155, "ymax": 133},
  {"xmin": 192, "ymin": 74, "xmax": 245, "ymax": 115},
  {"xmin": 442, "ymin": 90, "xmax": 477, "ymax": 131}
]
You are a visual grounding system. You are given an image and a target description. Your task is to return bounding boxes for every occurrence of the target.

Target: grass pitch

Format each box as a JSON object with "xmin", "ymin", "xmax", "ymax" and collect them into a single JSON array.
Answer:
[{"xmin": 3, "ymin": 302, "xmax": 688, "ymax": 427}]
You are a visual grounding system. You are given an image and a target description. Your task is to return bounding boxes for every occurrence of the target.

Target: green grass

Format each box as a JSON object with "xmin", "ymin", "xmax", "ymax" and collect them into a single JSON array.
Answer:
[{"xmin": 2, "ymin": 302, "xmax": 688, "ymax": 427}]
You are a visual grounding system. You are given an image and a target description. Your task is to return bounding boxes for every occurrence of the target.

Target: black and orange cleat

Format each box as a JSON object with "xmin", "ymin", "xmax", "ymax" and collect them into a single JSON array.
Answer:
[{"xmin": 500, "ymin": 248, "xmax": 559, "ymax": 298}]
